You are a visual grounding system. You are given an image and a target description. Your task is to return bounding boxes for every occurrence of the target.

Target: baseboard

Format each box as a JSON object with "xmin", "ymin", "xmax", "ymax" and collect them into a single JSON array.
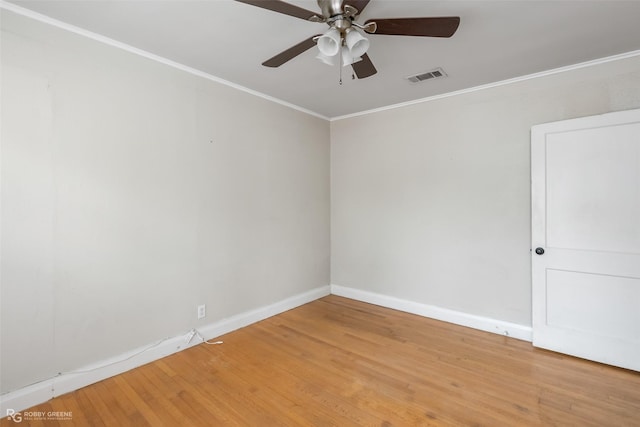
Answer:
[
  {"xmin": 330, "ymin": 284, "xmax": 532, "ymax": 342},
  {"xmin": 197, "ymin": 285, "xmax": 330, "ymax": 339},
  {"xmin": 0, "ymin": 285, "xmax": 330, "ymax": 414}
]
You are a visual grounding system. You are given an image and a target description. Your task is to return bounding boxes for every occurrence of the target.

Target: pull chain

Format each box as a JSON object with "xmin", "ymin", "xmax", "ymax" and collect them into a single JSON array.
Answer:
[{"xmin": 339, "ymin": 44, "xmax": 343, "ymax": 85}]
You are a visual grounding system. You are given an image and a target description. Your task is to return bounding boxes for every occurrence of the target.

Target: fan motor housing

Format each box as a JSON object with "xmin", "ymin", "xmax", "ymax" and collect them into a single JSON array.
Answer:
[
  {"xmin": 319, "ymin": 0, "xmax": 345, "ymax": 18},
  {"xmin": 332, "ymin": 18, "xmax": 352, "ymax": 32}
]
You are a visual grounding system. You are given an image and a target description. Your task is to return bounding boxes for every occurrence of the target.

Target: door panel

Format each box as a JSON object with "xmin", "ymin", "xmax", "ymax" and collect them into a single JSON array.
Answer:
[
  {"xmin": 531, "ymin": 109, "xmax": 640, "ymax": 371},
  {"xmin": 546, "ymin": 125, "xmax": 640, "ymax": 254},
  {"xmin": 546, "ymin": 269, "xmax": 639, "ymax": 340}
]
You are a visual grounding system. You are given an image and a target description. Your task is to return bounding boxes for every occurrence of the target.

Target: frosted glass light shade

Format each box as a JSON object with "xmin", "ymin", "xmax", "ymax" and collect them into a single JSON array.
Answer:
[
  {"xmin": 345, "ymin": 28, "xmax": 369, "ymax": 58},
  {"xmin": 341, "ymin": 47, "xmax": 362, "ymax": 67},
  {"xmin": 316, "ymin": 52, "xmax": 336, "ymax": 66},
  {"xmin": 317, "ymin": 28, "xmax": 341, "ymax": 57}
]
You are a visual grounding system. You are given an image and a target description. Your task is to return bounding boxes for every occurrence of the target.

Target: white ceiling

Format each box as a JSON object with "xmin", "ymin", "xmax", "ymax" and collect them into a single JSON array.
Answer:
[{"xmin": 7, "ymin": 0, "xmax": 640, "ymax": 119}]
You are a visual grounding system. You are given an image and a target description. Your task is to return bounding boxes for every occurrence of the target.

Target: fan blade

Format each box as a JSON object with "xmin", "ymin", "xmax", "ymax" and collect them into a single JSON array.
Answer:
[
  {"xmin": 351, "ymin": 53, "xmax": 377, "ymax": 79},
  {"xmin": 262, "ymin": 35, "xmax": 321, "ymax": 67},
  {"xmin": 235, "ymin": 0, "xmax": 320, "ymax": 21},
  {"xmin": 365, "ymin": 17, "xmax": 460, "ymax": 37},
  {"xmin": 344, "ymin": 0, "xmax": 371, "ymax": 15}
]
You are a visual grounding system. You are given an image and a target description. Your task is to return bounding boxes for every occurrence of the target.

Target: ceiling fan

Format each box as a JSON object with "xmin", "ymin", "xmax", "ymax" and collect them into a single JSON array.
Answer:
[{"xmin": 235, "ymin": 0, "xmax": 460, "ymax": 79}]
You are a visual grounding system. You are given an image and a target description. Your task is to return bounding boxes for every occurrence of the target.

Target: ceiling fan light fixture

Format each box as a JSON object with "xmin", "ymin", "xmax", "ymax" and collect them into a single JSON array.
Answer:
[
  {"xmin": 236, "ymin": 0, "xmax": 461, "ymax": 81},
  {"xmin": 345, "ymin": 28, "xmax": 369, "ymax": 58},
  {"xmin": 317, "ymin": 27, "xmax": 341, "ymax": 56}
]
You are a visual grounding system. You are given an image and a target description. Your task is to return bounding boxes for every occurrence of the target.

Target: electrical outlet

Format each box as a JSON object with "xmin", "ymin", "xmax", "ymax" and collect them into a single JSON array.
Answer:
[{"xmin": 197, "ymin": 304, "xmax": 206, "ymax": 320}]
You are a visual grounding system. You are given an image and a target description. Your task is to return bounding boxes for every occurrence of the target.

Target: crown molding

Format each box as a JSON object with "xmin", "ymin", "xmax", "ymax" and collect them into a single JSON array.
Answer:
[
  {"xmin": 0, "ymin": 1, "xmax": 330, "ymax": 121},
  {"xmin": 332, "ymin": 49, "xmax": 640, "ymax": 121}
]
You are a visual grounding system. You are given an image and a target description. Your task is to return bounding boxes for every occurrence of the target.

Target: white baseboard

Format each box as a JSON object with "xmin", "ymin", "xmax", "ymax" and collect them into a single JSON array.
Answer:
[
  {"xmin": 197, "ymin": 285, "xmax": 330, "ymax": 339},
  {"xmin": 0, "ymin": 285, "xmax": 330, "ymax": 414},
  {"xmin": 330, "ymin": 284, "xmax": 532, "ymax": 342}
]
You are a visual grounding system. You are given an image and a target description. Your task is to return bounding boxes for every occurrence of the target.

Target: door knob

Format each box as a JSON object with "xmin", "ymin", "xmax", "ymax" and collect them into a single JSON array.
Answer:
[{"xmin": 535, "ymin": 247, "xmax": 545, "ymax": 255}]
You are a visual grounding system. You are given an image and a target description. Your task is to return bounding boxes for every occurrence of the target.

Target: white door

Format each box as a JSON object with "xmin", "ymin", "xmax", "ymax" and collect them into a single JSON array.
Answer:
[{"xmin": 531, "ymin": 108, "xmax": 640, "ymax": 371}]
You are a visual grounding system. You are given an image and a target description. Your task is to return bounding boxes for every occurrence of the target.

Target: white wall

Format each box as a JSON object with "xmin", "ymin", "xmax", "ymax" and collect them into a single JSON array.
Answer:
[
  {"xmin": 331, "ymin": 55, "xmax": 640, "ymax": 326},
  {"xmin": 1, "ymin": 11, "xmax": 329, "ymax": 394}
]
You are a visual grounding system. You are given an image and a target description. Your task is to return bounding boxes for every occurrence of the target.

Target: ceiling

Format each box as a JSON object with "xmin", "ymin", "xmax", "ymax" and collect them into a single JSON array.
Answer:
[{"xmin": 6, "ymin": 0, "xmax": 640, "ymax": 119}]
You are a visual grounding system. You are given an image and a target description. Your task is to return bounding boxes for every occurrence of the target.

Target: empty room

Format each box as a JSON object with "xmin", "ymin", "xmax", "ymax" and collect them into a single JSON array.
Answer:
[{"xmin": 1, "ymin": 0, "xmax": 640, "ymax": 425}]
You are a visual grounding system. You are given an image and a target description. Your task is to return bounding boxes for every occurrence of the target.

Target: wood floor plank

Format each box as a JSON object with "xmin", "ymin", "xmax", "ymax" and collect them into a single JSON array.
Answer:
[
  {"xmin": 212, "ymin": 330, "xmax": 384, "ymax": 426},
  {"xmin": 100, "ymin": 377, "xmax": 149, "ymax": 426},
  {"xmin": 240, "ymin": 323, "xmax": 450, "ymax": 426},
  {"xmin": 266, "ymin": 305, "xmax": 526, "ymax": 425},
  {"xmin": 88, "ymin": 381, "xmax": 136, "ymax": 426},
  {"xmin": 110, "ymin": 375, "xmax": 166, "ymax": 425},
  {"xmin": 4, "ymin": 295, "xmax": 640, "ymax": 426},
  {"xmin": 78, "ymin": 387, "xmax": 118, "ymax": 426}
]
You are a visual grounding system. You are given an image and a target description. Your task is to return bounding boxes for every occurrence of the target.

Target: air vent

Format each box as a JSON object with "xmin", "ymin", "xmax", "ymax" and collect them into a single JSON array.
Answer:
[{"xmin": 406, "ymin": 68, "xmax": 447, "ymax": 83}]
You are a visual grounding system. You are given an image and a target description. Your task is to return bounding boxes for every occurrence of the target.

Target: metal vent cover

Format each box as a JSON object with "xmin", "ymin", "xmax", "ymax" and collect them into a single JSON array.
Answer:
[{"xmin": 406, "ymin": 67, "xmax": 447, "ymax": 83}]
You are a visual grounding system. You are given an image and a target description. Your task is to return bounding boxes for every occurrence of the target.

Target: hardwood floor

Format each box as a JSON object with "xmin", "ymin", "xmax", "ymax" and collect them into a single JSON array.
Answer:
[{"xmin": 5, "ymin": 295, "xmax": 640, "ymax": 426}]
